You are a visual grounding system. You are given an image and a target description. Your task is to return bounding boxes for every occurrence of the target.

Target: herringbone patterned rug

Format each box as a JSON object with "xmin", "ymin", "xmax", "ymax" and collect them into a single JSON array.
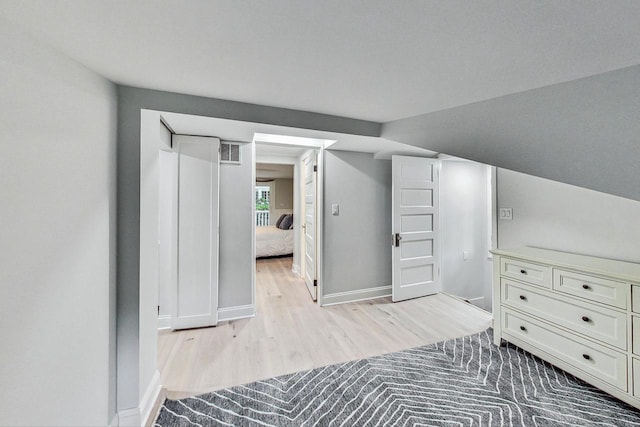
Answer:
[{"xmin": 155, "ymin": 329, "xmax": 640, "ymax": 426}]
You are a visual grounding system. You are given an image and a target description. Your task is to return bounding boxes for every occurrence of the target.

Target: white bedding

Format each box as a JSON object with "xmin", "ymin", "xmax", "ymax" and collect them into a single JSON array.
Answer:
[{"xmin": 255, "ymin": 226, "xmax": 294, "ymax": 258}]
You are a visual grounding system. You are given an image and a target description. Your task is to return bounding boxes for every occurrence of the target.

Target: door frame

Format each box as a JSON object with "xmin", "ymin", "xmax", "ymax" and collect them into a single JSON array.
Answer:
[
  {"xmin": 252, "ymin": 142, "xmax": 324, "ymax": 306},
  {"xmin": 301, "ymin": 149, "xmax": 319, "ymax": 301}
]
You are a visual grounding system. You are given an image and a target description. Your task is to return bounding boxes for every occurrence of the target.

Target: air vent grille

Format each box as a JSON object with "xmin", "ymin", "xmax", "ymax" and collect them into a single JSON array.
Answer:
[{"xmin": 220, "ymin": 142, "xmax": 241, "ymax": 164}]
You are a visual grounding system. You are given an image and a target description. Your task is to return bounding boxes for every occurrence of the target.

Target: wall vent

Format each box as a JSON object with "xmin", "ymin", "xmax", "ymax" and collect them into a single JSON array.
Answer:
[{"xmin": 220, "ymin": 142, "xmax": 241, "ymax": 164}]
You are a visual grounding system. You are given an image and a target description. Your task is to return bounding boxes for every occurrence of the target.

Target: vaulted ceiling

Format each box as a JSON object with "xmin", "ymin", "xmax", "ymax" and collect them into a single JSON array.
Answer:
[{"xmin": 2, "ymin": 0, "xmax": 640, "ymax": 122}]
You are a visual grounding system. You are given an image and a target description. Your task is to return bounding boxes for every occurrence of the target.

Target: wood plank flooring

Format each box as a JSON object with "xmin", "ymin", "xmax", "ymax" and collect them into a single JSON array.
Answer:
[{"xmin": 158, "ymin": 256, "xmax": 493, "ymax": 399}]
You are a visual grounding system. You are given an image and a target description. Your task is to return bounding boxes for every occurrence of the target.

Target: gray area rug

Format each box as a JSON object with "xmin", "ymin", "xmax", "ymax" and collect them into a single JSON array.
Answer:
[{"xmin": 155, "ymin": 329, "xmax": 640, "ymax": 426}]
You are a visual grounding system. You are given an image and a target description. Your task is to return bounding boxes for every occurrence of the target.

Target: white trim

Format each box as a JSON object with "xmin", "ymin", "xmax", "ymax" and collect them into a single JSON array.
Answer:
[
  {"xmin": 109, "ymin": 413, "xmax": 119, "ymax": 427},
  {"xmin": 140, "ymin": 370, "xmax": 161, "ymax": 427},
  {"xmin": 218, "ymin": 304, "xmax": 256, "ymax": 322},
  {"xmin": 292, "ymin": 263, "xmax": 301, "ymax": 276},
  {"xmin": 442, "ymin": 292, "xmax": 492, "ymax": 315},
  {"xmin": 467, "ymin": 296, "xmax": 485, "ymax": 309},
  {"xmin": 251, "ymin": 142, "xmax": 257, "ymax": 314},
  {"xmin": 255, "ymin": 154, "xmax": 297, "ymax": 165},
  {"xmin": 316, "ymin": 148, "xmax": 324, "ymax": 306},
  {"xmin": 157, "ymin": 314, "xmax": 171, "ymax": 330},
  {"xmin": 490, "ymin": 165, "xmax": 498, "ymax": 256},
  {"xmin": 322, "ymin": 285, "xmax": 391, "ymax": 306},
  {"xmin": 116, "ymin": 407, "xmax": 140, "ymax": 427}
]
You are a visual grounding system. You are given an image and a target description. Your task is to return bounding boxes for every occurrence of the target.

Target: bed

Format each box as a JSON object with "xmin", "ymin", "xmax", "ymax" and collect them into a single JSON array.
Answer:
[{"xmin": 255, "ymin": 225, "xmax": 294, "ymax": 258}]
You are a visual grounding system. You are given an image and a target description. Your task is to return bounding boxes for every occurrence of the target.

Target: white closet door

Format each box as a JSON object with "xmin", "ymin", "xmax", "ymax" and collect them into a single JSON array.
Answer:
[
  {"xmin": 171, "ymin": 136, "xmax": 220, "ymax": 330},
  {"xmin": 392, "ymin": 156, "xmax": 441, "ymax": 302}
]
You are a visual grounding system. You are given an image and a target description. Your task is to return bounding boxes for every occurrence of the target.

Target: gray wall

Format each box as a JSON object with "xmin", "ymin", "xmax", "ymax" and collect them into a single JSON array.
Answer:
[
  {"xmin": 0, "ymin": 18, "xmax": 117, "ymax": 426},
  {"xmin": 440, "ymin": 160, "xmax": 493, "ymax": 311},
  {"xmin": 322, "ymin": 151, "xmax": 392, "ymax": 295},
  {"xmin": 497, "ymin": 169, "xmax": 640, "ymax": 263},
  {"xmin": 116, "ymin": 86, "xmax": 379, "ymax": 414},
  {"xmin": 382, "ymin": 65, "xmax": 640, "ymax": 202},
  {"xmin": 270, "ymin": 178, "xmax": 294, "ymax": 225},
  {"xmin": 274, "ymin": 178, "xmax": 294, "ymax": 210},
  {"xmin": 219, "ymin": 143, "xmax": 254, "ymax": 308}
]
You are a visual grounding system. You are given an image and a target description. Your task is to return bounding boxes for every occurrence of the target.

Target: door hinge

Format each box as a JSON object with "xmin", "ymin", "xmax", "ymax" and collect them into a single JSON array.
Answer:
[
  {"xmin": 157, "ymin": 305, "xmax": 160, "ymax": 315},
  {"xmin": 313, "ymin": 279, "xmax": 317, "ymax": 287},
  {"xmin": 313, "ymin": 165, "xmax": 317, "ymax": 172}
]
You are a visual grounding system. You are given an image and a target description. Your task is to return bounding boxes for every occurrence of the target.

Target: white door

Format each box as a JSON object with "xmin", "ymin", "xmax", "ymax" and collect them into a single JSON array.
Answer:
[
  {"xmin": 171, "ymin": 135, "xmax": 220, "ymax": 330},
  {"xmin": 392, "ymin": 156, "xmax": 441, "ymax": 302},
  {"xmin": 303, "ymin": 151, "xmax": 317, "ymax": 301}
]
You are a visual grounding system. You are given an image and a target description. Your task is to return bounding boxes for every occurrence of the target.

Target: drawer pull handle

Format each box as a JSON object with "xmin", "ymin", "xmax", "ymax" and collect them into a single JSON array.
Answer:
[
  {"xmin": 519, "ymin": 325, "xmax": 526, "ymax": 331},
  {"xmin": 519, "ymin": 295, "xmax": 527, "ymax": 301},
  {"xmin": 520, "ymin": 269, "xmax": 527, "ymax": 274},
  {"xmin": 582, "ymin": 353, "xmax": 591, "ymax": 361},
  {"xmin": 582, "ymin": 284, "xmax": 590, "ymax": 290},
  {"xmin": 581, "ymin": 316, "xmax": 590, "ymax": 322}
]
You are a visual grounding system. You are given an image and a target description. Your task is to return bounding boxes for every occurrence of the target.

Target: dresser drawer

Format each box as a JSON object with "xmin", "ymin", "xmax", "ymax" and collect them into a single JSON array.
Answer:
[
  {"xmin": 633, "ymin": 286, "xmax": 640, "ymax": 314},
  {"xmin": 502, "ymin": 279, "xmax": 627, "ymax": 349},
  {"xmin": 633, "ymin": 317, "xmax": 640, "ymax": 356},
  {"xmin": 502, "ymin": 309, "xmax": 627, "ymax": 391},
  {"xmin": 553, "ymin": 269, "xmax": 627, "ymax": 309},
  {"xmin": 501, "ymin": 257, "xmax": 551, "ymax": 288}
]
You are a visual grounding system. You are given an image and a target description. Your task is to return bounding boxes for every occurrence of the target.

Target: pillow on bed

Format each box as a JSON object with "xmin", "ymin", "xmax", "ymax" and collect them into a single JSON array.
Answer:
[
  {"xmin": 279, "ymin": 214, "xmax": 293, "ymax": 230},
  {"xmin": 275, "ymin": 213, "xmax": 288, "ymax": 228}
]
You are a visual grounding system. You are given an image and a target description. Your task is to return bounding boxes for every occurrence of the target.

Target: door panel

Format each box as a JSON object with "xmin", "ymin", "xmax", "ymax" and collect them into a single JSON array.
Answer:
[
  {"xmin": 303, "ymin": 151, "xmax": 317, "ymax": 301},
  {"xmin": 172, "ymin": 136, "xmax": 220, "ymax": 330},
  {"xmin": 392, "ymin": 156, "xmax": 441, "ymax": 302}
]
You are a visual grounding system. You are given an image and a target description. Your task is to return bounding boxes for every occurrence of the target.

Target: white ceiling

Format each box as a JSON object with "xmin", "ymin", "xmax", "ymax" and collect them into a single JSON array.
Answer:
[
  {"xmin": 2, "ymin": 1, "xmax": 640, "ymax": 122},
  {"xmin": 162, "ymin": 111, "xmax": 437, "ymax": 159}
]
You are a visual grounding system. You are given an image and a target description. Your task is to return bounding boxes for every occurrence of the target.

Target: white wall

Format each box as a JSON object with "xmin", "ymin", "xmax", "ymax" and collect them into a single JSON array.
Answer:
[
  {"xmin": 0, "ymin": 18, "xmax": 117, "ymax": 427},
  {"xmin": 497, "ymin": 169, "xmax": 640, "ymax": 263},
  {"xmin": 440, "ymin": 160, "xmax": 493, "ymax": 311},
  {"xmin": 322, "ymin": 151, "xmax": 392, "ymax": 299}
]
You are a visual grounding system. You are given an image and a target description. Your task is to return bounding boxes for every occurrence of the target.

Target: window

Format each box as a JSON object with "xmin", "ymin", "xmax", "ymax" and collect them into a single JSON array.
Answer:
[
  {"xmin": 255, "ymin": 185, "xmax": 271, "ymax": 226},
  {"xmin": 220, "ymin": 142, "xmax": 241, "ymax": 164}
]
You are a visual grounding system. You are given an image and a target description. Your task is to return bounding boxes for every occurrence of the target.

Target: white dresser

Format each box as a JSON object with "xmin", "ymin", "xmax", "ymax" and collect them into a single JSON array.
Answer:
[{"xmin": 492, "ymin": 247, "xmax": 640, "ymax": 408}]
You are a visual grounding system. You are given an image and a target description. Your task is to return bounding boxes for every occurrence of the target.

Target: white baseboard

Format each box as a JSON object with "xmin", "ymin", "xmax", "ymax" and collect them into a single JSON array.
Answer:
[
  {"xmin": 140, "ymin": 370, "xmax": 161, "ymax": 427},
  {"xmin": 292, "ymin": 263, "xmax": 301, "ymax": 276},
  {"xmin": 218, "ymin": 304, "xmax": 255, "ymax": 322},
  {"xmin": 157, "ymin": 314, "xmax": 171, "ymax": 330},
  {"xmin": 322, "ymin": 285, "xmax": 391, "ymax": 306},
  {"xmin": 117, "ymin": 407, "xmax": 140, "ymax": 427},
  {"xmin": 467, "ymin": 296, "xmax": 485, "ymax": 309},
  {"xmin": 443, "ymin": 292, "xmax": 491, "ymax": 314},
  {"xmin": 117, "ymin": 371, "xmax": 162, "ymax": 427}
]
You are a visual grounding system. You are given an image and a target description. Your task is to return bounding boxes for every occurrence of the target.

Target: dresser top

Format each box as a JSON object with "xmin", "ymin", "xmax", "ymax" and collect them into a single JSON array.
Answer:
[{"xmin": 491, "ymin": 246, "xmax": 640, "ymax": 283}]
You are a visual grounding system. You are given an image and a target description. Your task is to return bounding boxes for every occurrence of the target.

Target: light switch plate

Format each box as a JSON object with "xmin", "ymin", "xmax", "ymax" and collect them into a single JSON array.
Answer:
[
  {"xmin": 332, "ymin": 204, "xmax": 339, "ymax": 216},
  {"xmin": 499, "ymin": 208, "xmax": 513, "ymax": 220}
]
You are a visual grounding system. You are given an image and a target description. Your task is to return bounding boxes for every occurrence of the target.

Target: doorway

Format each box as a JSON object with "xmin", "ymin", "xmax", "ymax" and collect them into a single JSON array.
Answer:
[{"xmin": 253, "ymin": 140, "xmax": 323, "ymax": 305}]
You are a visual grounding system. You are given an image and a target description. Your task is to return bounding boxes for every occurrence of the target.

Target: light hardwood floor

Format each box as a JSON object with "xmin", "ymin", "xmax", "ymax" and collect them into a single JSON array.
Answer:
[{"xmin": 158, "ymin": 256, "xmax": 493, "ymax": 399}]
